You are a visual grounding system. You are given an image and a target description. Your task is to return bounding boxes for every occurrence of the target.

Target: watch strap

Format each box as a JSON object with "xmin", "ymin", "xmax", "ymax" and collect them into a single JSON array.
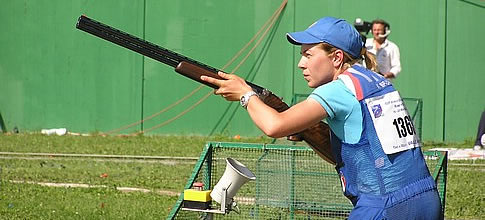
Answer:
[{"xmin": 240, "ymin": 91, "xmax": 258, "ymax": 109}]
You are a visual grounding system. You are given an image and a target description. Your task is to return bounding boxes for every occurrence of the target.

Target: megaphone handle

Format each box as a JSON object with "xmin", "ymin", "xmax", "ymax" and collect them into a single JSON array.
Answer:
[{"xmin": 220, "ymin": 187, "xmax": 227, "ymax": 213}]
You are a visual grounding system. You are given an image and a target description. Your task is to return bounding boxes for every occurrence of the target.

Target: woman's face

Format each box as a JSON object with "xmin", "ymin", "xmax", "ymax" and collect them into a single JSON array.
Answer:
[{"xmin": 298, "ymin": 44, "xmax": 337, "ymax": 88}]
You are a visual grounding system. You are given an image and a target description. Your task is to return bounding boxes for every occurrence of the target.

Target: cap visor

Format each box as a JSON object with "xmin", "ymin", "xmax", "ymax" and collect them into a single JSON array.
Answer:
[{"xmin": 286, "ymin": 31, "xmax": 321, "ymax": 45}]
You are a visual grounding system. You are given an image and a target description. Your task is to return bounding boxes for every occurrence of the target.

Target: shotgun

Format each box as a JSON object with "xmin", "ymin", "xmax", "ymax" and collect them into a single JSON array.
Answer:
[{"xmin": 76, "ymin": 15, "xmax": 335, "ymax": 164}]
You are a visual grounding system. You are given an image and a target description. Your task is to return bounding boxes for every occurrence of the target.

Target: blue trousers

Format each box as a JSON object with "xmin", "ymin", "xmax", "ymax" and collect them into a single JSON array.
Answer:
[{"xmin": 348, "ymin": 176, "xmax": 442, "ymax": 220}]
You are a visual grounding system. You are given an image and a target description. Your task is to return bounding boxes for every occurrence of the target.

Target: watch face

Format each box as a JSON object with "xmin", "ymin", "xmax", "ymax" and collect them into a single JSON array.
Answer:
[
  {"xmin": 240, "ymin": 91, "xmax": 256, "ymax": 108},
  {"xmin": 240, "ymin": 96, "xmax": 246, "ymax": 107}
]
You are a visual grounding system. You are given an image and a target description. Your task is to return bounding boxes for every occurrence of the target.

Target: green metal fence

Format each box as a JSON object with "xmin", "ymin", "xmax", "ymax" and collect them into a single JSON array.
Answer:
[
  {"xmin": 167, "ymin": 142, "xmax": 447, "ymax": 219},
  {"xmin": 403, "ymin": 98, "xmax": 423, "ymax": 140}
]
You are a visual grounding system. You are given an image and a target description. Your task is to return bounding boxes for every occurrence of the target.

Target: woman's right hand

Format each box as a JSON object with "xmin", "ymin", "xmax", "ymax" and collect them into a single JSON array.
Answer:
[{"xmin": 201, "ymin": 71, "xmax": 253, "ymax": 101}]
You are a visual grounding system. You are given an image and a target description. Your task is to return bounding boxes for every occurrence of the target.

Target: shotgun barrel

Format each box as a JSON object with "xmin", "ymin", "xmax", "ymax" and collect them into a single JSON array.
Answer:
[{"xmin": 76, "ymin": 15, "xmax": 265, "ymax": 92}]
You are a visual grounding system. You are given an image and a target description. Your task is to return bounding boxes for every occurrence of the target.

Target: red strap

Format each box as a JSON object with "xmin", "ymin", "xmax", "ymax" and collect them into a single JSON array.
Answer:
[{"xmin": 342, "ymin": 71, "xmax": 364, "ymax": 101}]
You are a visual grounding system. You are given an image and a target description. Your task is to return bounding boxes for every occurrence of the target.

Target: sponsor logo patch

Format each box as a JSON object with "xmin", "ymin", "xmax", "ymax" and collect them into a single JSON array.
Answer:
[{"xmin": 371, "ymin": 104, "xmax": 383, "ymax": 118}]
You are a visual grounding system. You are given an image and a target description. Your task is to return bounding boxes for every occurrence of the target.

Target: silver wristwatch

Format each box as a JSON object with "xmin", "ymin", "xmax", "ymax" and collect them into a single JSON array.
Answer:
[{"xmin": 240, "ymin": 91, "xmax": 258, "ymax": 109}]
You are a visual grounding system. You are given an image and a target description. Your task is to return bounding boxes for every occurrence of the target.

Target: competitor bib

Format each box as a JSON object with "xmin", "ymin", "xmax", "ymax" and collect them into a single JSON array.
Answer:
[{"xmin": 364, "ymin": 91, "xmax": 421, "ymax": 154}]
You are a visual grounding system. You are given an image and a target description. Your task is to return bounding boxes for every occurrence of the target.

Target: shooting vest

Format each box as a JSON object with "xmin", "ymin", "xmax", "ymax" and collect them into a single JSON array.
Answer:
[{"xmin": 332, "ymin": 65, "xmax": 432, "ymax": 204}]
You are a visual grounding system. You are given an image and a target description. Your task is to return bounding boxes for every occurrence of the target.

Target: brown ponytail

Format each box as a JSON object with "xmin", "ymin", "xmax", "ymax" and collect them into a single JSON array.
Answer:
[{"xmin": 362, "ymin": 49, "xmax": 378, "ymax": 72}]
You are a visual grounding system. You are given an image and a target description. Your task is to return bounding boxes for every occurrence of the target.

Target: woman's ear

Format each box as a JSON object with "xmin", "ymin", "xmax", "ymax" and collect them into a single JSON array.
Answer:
[{"xmin": 333, "ymin": 50, "xmax": 344, "ymax": 67}]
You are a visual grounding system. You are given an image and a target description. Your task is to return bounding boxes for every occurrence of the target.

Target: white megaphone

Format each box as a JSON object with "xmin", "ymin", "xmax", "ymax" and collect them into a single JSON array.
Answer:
[{"xmin": 210, "ymin": 158, "xmax": 256, "ymax": 207}]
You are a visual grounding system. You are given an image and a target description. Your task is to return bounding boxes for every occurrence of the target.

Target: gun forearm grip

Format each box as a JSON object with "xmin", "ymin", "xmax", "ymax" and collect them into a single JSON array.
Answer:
[
  {"xmin": 175, "ymin": 61, "xmax": 266, "ymax": 94},
  {"xmin": 175, "ymin": 61, "xmax": 223, "ymax": 89}
]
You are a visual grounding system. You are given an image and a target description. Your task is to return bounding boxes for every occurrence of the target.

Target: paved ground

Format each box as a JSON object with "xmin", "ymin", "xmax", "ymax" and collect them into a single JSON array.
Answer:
[{"xmin": 429, "ymin": 148, "xmax": 485, "ymax": 160}]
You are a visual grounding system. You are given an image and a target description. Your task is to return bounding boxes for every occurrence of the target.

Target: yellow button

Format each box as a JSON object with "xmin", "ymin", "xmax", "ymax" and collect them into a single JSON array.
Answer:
[{"xmin": 183, "ymin": 189, "xmax": 212, "ymax": 202}]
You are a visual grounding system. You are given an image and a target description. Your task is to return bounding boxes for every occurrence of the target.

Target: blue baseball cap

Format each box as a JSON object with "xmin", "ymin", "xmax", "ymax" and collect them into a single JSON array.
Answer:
[{"xmin": 287, "ymin": 17, "xmax": 363, "ymax": 58}]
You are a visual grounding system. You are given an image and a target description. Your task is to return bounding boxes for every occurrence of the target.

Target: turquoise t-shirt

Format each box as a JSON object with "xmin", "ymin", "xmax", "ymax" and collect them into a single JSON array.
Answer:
[{"xmin": 308, "ymin": 79, "xmax": 363, "ymax": 144}]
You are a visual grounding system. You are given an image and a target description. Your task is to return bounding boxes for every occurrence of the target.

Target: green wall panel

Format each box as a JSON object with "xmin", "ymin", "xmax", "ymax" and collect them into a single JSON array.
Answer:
[
  {"xmin": 0, "ymin": 0, "xmax": 144, "ymax": 133},
  {"xmin": 0, "ymin": 0, "xmax": 483, "ymax": 141},
  {"xmin": 444, "ymin": 0, "xmax": 485, "ymax": 140}
]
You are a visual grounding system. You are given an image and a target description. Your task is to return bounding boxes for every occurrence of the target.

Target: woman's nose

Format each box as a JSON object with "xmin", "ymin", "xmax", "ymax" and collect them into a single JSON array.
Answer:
[{"xmin": 297, "ymin": 57, "xmax": 306, "ymax": 69}]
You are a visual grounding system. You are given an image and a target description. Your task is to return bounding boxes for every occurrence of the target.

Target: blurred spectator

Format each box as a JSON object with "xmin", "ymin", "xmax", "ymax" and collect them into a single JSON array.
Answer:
[{"xmin": 365, "ymin": 19, "xmax": 401, "ymax": 79}]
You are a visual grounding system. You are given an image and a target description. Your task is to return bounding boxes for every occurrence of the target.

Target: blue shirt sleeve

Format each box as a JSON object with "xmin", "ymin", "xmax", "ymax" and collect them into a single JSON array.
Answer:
[{"xmin": 308, "ymin": 80, "xmax": 363, "ymax": 144}]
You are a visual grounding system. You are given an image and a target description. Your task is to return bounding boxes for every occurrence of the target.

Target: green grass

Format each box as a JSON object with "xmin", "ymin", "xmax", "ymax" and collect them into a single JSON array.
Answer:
[
  {"xmin": 0, "ymin": 133, "xmax": 483, "ymax": 219},
  {"xmin": 0, "ymin": 180, "xmax": 177, "ymax": 219},
  {"xmin": 0, "ymin": 158, "xmax": 194, "ymax": 191},
  {"xmin": 445, "ymin": 162, "xmax": 484, "ymax": 219},
  {"xmin": 0, "ymin": 133, "xmax": 269, "ymax": 157}
]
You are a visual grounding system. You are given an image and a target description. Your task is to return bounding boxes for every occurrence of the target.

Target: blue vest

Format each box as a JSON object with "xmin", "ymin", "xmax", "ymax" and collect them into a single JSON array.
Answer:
[{"xmin": 332, "ymin": 65, "xmax": 431, "ymax": 204}]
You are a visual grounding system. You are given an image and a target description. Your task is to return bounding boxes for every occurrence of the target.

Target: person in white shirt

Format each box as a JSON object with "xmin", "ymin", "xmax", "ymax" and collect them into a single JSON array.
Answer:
[{"xmin": 365, "ymin": 19, "xmax": 401, "ymax": 79}]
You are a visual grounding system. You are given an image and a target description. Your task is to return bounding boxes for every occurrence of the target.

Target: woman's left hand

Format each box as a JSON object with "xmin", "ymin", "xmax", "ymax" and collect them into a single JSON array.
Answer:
[{"xmin": 201, "ymin": 72, "xmax": 253, "ymax": 101}]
